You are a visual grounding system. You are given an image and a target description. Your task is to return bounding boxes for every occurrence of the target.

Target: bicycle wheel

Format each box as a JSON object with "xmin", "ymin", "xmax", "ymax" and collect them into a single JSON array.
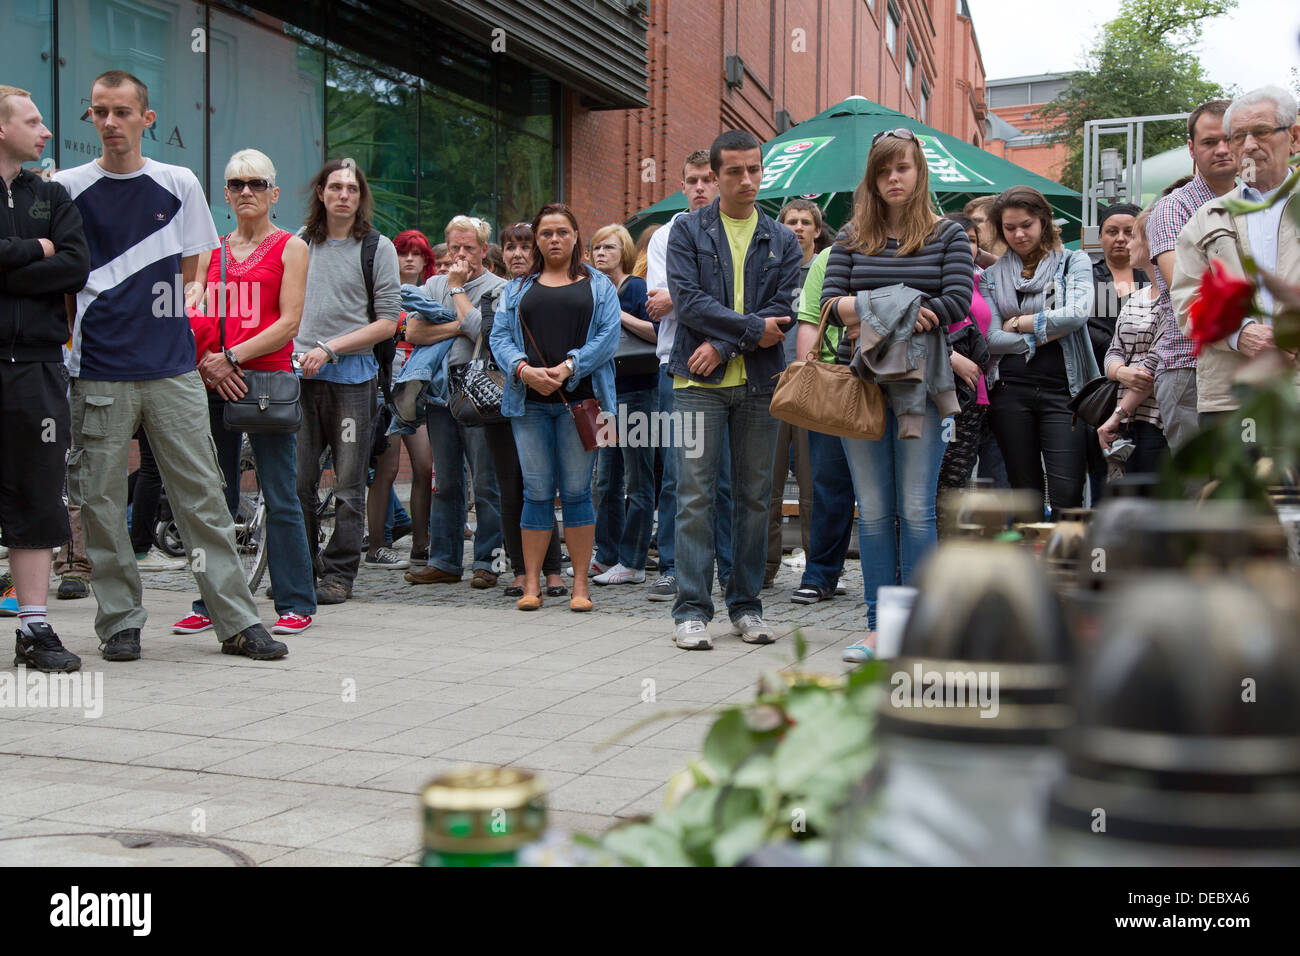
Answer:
[
  {"xmin": 235, "ymin": 439, "xmax": 269, "ymax": 592},
  {"xmin": 315, "ymin": 447, "xmax": 336, "ymax": 558}
]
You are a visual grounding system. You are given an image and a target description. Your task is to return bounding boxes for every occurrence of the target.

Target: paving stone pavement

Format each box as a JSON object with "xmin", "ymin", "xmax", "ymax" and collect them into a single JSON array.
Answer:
[{"xmin": 0, "ymin": 538, "xmax": 868, "ymax": 866}]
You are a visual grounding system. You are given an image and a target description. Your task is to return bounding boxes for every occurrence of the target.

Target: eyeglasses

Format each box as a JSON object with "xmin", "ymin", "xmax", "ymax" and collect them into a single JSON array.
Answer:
[
  {"xmin": 592, "ymin": 243, "xmax": 621, "ymax": 253},
  {"xmin": 1228, "ymin": 125, "xmax": 1290, "ymax": 147},
  {"xmin": 227, "ymin": 178, "xmax": 270, "ymax": 193},
  {"xmin": 871, "ymin": 128, "xmax": 918, "ymax": 147}
]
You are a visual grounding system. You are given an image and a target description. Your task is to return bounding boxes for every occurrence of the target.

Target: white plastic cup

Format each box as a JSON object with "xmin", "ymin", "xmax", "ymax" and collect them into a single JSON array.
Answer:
[{"xmin": 875, "ymin": 586, "xmax": 918, "ymax": 659}]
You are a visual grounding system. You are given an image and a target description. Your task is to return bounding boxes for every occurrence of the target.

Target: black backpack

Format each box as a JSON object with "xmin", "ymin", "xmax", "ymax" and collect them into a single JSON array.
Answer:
[{"xmin": 360, "ymin": 229, "xmax": 398, "ymax": 405}]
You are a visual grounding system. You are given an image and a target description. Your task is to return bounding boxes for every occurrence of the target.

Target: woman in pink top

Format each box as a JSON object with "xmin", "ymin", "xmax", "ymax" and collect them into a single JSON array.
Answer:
[
  {"xmin": 937, "ymin": 213, "xmax": 1005, "ymax": 498},
  {"xmin": 172, "ymin": 149, "xmax": 317, "ymax": 637}
]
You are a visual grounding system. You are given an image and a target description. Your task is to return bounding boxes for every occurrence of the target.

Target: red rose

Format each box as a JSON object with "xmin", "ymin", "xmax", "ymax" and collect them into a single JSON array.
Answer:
[{"xmin": 1187, "ymin": 259, "xmax": 1255, "ymax": 354}]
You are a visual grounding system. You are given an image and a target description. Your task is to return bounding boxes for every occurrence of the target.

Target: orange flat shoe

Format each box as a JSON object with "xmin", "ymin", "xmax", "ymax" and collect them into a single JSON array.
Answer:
[
  {"xmin": 517, "ymin": 594, "xmax": 543, "ymax": 611},
  {"xmin": 569, "ymin": 596, "xmax": 593, "ymax": 612}
]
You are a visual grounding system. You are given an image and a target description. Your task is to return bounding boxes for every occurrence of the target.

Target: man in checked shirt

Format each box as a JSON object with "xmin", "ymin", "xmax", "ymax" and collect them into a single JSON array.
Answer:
[{"xmin": 1146, "ymin": 99, "xmax": 1236, "ymax": 452}]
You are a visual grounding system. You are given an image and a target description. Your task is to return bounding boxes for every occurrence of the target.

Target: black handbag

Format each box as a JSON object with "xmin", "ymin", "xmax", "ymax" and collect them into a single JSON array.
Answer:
[
  {"xmin": 613, "ymin": 277, "xmax": 660, "ymax": 377},
  {"xmin": 447, "ymin": 332, "xmax": 508, "ymax": 427},
  {"xmin": 1067, "ymin": 343, "xmax": 1134, "ymax": 428},
  {"xmin": 217, "ymin": 237, "xmax": 303, "ymax": 435}
]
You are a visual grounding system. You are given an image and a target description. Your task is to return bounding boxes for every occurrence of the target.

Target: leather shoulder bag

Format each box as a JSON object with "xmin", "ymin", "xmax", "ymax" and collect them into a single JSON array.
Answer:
[
  {"xmin": 1067, "ymin": 342, "xmax": 1134, "ymax": 429},
  {"xmin": 769, "ymin": 296, "xmax": 886, "ymax": 440},
  {"xmin": 218, "ymin": 236, "xmax": 303, "ymax": 434}
]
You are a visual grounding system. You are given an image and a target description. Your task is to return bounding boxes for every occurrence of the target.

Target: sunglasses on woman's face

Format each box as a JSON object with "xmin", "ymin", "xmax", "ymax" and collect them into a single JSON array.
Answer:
[
  {"xmin": 870, "ymin": 128, "xmax": 918, "ymax": 147},
  {"xmin": 226, "ymin": 178, "xmax": 270, "ymax": 193}
]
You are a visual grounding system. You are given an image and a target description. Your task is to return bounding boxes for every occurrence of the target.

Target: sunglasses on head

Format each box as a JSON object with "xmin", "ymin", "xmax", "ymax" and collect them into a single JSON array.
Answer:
[
  {"xmin": 871, "ymin": 128, "xmax": 918, "ymax": 148},
  {"xmin": 227, "ymin": 178, "xmax": 270, "ymax": 193}
]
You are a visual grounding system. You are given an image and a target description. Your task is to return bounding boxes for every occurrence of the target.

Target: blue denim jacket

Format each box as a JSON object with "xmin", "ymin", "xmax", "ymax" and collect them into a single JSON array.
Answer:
[
  {"xmin": 394, "ymin": 286, "xmax": 458, "ymax": 407},
  {"xmin": 982, "ymin": 249, "xmax": 1099, "ymax": 396},
  {"xmin": 664, "ymin": 197, "xmax": 802, "ymax": 394},
  {"xmin": 489, "ymin": 264, "xmax": 621, "ymax": 418}
]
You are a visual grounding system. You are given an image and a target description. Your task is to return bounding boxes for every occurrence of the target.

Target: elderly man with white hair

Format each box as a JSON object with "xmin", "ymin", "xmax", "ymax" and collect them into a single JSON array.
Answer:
[{"xmin": 1172, "ymin": 84, "xmax": 1300, "ymax": 426}]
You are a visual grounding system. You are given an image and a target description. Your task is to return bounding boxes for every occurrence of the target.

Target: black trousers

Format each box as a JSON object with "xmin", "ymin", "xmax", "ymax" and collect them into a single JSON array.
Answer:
[
  {"xmin": 482, "ymin": 420, "xmax": 561, "ymax": 576},
  {"xmin": 988, "ymin": 380, "xmax": 1087, "ymax": 518}
]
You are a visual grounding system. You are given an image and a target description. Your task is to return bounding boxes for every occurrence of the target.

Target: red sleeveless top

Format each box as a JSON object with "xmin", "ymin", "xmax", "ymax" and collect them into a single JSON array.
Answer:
[{"xmin": 191, "ymin": 229, "xmax": 294, "ymax": 373}]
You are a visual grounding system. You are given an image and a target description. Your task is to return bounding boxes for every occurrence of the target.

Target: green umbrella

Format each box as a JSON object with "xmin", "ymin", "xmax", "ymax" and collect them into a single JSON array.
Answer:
[{"xmin": 626, "ymin": 95, "xmax": 1082, "ymax": 240}]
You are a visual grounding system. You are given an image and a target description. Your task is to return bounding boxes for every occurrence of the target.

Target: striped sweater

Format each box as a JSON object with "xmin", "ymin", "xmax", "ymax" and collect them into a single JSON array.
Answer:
[{"xmin": 819, "ymin": 219, "xmax": 975, "ymax": 366}]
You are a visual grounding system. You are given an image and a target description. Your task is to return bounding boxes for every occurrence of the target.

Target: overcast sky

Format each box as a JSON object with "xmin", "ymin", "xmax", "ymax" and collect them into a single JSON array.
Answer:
[{"xmin": 966, "ymin": 0, "xmax": 1300, "ymax": 95}]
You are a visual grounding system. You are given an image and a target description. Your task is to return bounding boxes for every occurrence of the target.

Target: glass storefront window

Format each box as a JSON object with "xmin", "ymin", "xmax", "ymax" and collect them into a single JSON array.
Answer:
[
  {"xmin": 35, "ymin": 0, "xmax": 558, "ymax": 242},
  {"xmin": 207, "ymin": 8, "xmax": 324, "ymax": 233},
  {"xmin": 327, "ymin": 51, "xmax": 418, "ymax": 236},
  {"xmin": 57, "ymin": 0, "xmax": 207, "ymax": 175},
  {"xmin": 2, "ymin": 0, "xmax": 55, "ymax": 171}
]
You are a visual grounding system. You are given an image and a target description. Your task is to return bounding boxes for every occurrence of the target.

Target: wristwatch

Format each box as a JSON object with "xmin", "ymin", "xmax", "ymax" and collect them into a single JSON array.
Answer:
[
  {"xmin": 564, "ymin": 357, "xmax": 575, "ymax": 376},
  {"xmin": 448, "ymin": 286, "xmax": 466, "ymax": 297},
  {"xmin": 223, "ymin": 348, "xmax": 240, "ymax": 369}
]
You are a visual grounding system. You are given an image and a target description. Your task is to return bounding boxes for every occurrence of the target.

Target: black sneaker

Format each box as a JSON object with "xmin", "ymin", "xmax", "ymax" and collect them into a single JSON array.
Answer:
[
  {"xmin": 221, "ymin": 623, "xmax": 288, "ymax": 660},
  {"xmin": 100, "ymin": 628, "xmax": 141, "ymax": 662},
  {"xmin": 57, "ymin": 576, "xmax": 90, "ymax": 600},
  {"xmin": 15, "ymin": 623, "xmax": 82, "ymax": 672}
]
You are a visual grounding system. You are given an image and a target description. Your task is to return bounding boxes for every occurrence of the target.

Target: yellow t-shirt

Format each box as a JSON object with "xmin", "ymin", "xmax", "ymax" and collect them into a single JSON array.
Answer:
[{"xmin": 675, "ymin": 208, "xmax": 755, "ymax": 389}]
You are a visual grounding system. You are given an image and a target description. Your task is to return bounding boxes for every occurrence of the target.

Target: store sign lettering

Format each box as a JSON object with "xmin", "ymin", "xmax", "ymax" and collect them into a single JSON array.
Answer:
[
  {"xmin": 760, "ymin": 137, "xmax": 833, "ymax": 191},
  {"xmin": 78, "ymin": 102, "xmax": 186, "ymax": 150}
]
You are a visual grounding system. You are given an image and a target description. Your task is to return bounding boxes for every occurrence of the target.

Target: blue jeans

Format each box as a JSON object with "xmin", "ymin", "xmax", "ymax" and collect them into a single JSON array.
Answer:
[
  {"xmin": 196, "ymin": 396, "xmax": 317, "ymax": 617},
  {"xmin": 511, "ymin": 400, "xmax": 597, "ymax": 530},
  {"xmin": 800, "ymin": 428, "xmax": 855, "ymax": 593},
  {"xmin": 425, "ymin": 404, "xmax": 502, "ymax": 574},
  {"xmin": 656, "ymin": 365, "xmax": 732, "ymax": 580},
  {"xmin": 594, "ymin": 387, "xmax": 657, "ymax": 570},
  {"xmin": 671, "ymin": 385, "xmax": 778, "ymax": 625},
  {"xmin": 841, "ymin": 402, "xmax": 948, "ymax": 630},
  {"xmin": 384, "ymin": 488, "xmax": 410, "ymax": 543}
]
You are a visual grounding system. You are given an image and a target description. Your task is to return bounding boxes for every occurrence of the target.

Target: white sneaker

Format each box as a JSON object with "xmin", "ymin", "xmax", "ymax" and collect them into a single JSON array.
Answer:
[
  {"xmin": 674, "ymin": 620, "xmax": 712, "ymax": 650},
  {"xmin": 592, "ymin": 563, "xmax": 645, "ymax": 585},
  {"xmin": 564, "ymin": 561, "xmax": 607, "ymax": 578},
  {"xmin": 731, "ymin": 614, "xmax": 776, "ymax": 644},
  {"xmin": 136, "ymin": 549, "xmax": 187, "ymax": 572}
]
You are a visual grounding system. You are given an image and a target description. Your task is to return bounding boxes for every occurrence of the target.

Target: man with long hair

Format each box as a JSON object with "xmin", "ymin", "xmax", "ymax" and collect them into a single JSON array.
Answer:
[{"xmin": 293, "ymin": 158, "xmax": 401, "ymax": 605}]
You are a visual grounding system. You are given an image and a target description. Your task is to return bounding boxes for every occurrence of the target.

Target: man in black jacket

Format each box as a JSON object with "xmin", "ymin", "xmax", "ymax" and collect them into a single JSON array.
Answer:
[{"xmin": 0, "ymin": 85, "xmax": 90, "ymax": 671}]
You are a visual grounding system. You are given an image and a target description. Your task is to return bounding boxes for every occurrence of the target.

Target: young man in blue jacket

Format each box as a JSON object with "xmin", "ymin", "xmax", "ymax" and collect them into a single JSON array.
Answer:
[
  {"xmin": 665, "ymin": 129, "xmax": 801, "ymax": 649},
  {"xmin": 0, "ymin": 85, "xmax": 90, "ymax": 671}
]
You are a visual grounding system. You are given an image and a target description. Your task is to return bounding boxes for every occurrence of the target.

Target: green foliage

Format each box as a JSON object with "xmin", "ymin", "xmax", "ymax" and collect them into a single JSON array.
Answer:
[
  {"xmin": 599, "ymin": 633, "xmax": 887, "ymax": 867},
  {"xmin": 1042, "ymin": 0, "xmax": 1235, "ymax": 190}
]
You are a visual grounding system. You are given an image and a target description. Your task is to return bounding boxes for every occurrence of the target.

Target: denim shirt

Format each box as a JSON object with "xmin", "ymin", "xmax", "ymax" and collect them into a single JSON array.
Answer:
[
  {"xmin": 489, "ymin": 264, "xmax": 621, "ymax": 418},
  {"xmin": 982, "ymin": 249, "xmax": 1099, "ymax": 396}
]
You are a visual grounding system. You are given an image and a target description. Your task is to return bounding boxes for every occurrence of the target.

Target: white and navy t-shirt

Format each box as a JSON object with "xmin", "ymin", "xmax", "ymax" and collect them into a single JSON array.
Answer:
[{"xmin": 55, "ymin": 159, "xmax": 219, "ymax": 380}]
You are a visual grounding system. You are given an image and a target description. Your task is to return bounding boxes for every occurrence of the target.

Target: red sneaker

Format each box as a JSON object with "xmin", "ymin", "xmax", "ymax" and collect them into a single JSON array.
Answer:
[
  {"xmin": 271, "ymin": 613, "xmax": 313, "ymax": 635},
  {"xmin": 172, "ymin": 613, "xmax": 213, "ymax": 634}
]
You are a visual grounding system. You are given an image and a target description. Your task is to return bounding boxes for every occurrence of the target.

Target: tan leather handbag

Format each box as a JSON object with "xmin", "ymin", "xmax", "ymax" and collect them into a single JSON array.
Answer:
[{"xmin": 769, "ymin": 296, "xmax": 886, "ymax": 440}]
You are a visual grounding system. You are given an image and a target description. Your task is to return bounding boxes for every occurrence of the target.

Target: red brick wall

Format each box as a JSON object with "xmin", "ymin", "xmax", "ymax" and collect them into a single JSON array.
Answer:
[{"xmin": 565, "ymin": 0, "xmax": 988, "ymax": 233}]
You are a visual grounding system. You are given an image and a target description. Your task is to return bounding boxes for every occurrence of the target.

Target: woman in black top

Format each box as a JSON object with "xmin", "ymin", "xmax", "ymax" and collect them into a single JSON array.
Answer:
[
  {"xmin": 1086, "ymin": 203, "xmax": 1149, "ymax": 500},
  {"xmin": 489, "ymin": 204, "xmax": 621, "ymax": 612}
]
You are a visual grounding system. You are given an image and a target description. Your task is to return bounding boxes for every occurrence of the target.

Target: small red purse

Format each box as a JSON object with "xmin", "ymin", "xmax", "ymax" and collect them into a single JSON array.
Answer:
[{"xmin": 517, "ymin": 300, "xmax": 613, "ymax": 451}]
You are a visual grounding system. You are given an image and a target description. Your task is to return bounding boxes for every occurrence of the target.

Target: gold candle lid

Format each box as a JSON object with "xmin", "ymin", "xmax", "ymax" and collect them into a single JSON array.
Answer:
[{"xmin": 422, "ymin": 766, "xmax": 545, "ymax": 812}]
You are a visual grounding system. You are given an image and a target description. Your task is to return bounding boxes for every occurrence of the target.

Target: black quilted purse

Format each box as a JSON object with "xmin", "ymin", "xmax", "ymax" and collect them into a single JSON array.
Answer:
[{"xmin": 447, "ymin": 331, "xmax": 507, "ymax": 427}]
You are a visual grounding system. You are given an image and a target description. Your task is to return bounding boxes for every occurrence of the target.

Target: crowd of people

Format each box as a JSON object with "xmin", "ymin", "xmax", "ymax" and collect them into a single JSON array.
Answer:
[{"xmin": 2, "ymin": 67, "xmax": 1298, "ymax": 671}]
